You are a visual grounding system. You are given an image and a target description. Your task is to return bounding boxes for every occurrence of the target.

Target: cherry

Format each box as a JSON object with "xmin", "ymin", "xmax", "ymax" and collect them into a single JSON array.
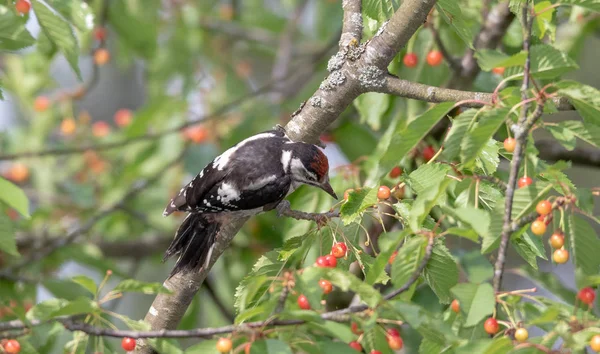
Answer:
[
  {"xmin": 549, "ymin": 232, "xmax": 565, "ymax": 249},
  {"xmin": 388, "ymin": 251, "xmax": 398, "ymax": 265},
  {"xmin": 451, "ymin": 299, "xmax": 460, "ymax": 313},
  {"xmin": 389, "ymin": 166, "xmax": 402, "ymax": 178},
  {"xmin": 386, "ymin": 328, "xmax": 400, "ymax": 337},
  {"xmin": 377, "ymin": 186, "xmax": 391, "ymax": 200},
  {"xmin": 536, "ymin": 200, "xmax": 552, "ymax": 216},
  {"xmin": 530, "ymin": 220, "xmax": 546, "ymax": 236},
  {"xmin": 343, "ymin": 188, "xmax": 353, "ymax": 201},
  {"xmin": 216, "ymin": 338, "xmax": 233, "ymax": 353},
  {"xmin": 93, "ymin": 27, "xmax": 107, "ymax": 41},
  {"xmin": 324, "ymin": 255, "xmax": 337, "ymax": 268},
  {"xmin": 114, "ymin": 109, "xmax": 133, "ymax": 127},
  {"xmin": 351, "ymin": 322, "xmax": 363, "ymax": 335},
  {"xmin": 484, "ymin": 318, "xmax": 499, "ymax": 334},
  {"xmin": 121, "ymin": 337, "xmax": 136, "ymax": 351},
  {"xmin": 315, "ymin": 256, "xmax": 329, "ymax": 268},
  {"xmin": 393, "ymin": 186, "xmax": 405, "ymax": 199},
  {"xmin": 297, "ymin": 294, "xmax": 310, "ymax": 310},
  {"xmin": 422, "ymin": 146, "xmax": 436, "ymax": 162},
  {"xmin": 61, "ymin": 118, "xmax": 76, "ymax": 136},
  {"xmin": 426, "ymin": 50, "xmax": 443, "ymax": 66},
  {"xmin": 183, "ymin": 125, "xmax": 208, "ymax": 144},
  {"xmin": 244, "ymin": 343, "xmax": 252, "ymax": 354},
  {"xmin": 403, "ymin": 53, "xmax": 418, "ymax": 68},
  {"xmin": 514, "ymin": 328, "xmax": 528, "ymax": 342},
  {"xmin": 387, "ymin": 335, "xmax": 403, "ymax": 350},
  {"xmin": 370, "ymin": 351, "xmax": 382, "ymax": 354},
  {"xmin": 578, "ymin": 287, "xmax": 596, "ymax": 305},
  {"xmin": 15, "ymin": 0, "xmax": 30, "ymax": 15},
  {"xmin": 92, "ymin": 121, "xmax": 111, "ymax": 137},
  {"xmin": 34, "ymin": 96, "xmax": 51, "ymax": 112},
  {"xmin": 492, "ymin": 67, "xmax": 506, "ymax": 75},
  {"xmin": 5, "ymin": 163, "xmax": 29, "ymax": 183},
  {"xmin": 349, "ymin": 341, "xmax": 362, "ymax": 352},
  {"xmin": 503, "ymin": 138, "xmax": 516, "ymax": 153},
  {"xmin": 590, "ymin": 334, "xmax": 600, "ymax": 352},
  {"xmin": 93, "ymin": 48, "xmax": 110, "ymax": 65},
  {"xmin": 518, "ymin": 176, "xmax": 533, "ymax": 188},
  {"xmin": 319, "ymin": 279, "xmax": 333, "ymax": 294},
  {"xmin": 3, "ymin": 339, "xmax": 20, "ymax": 354},
  {"xmin": 331, "ymin": 242, "xmax": 347, "ymax": 258},
  {"xmin": 553, "ymin": 249, "xmax": 569, "ymax": 264}
]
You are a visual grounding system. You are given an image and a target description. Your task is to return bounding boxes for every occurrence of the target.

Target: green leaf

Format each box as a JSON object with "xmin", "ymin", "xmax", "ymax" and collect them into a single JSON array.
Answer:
[
  {"xmin": 559, "ymin": 0, "xmax": 600, "ymax": 12},
  {"xmin": 546, "ymin": 125, "xmax": 577, "ymax": 150},
  {"xmin": 365, "ymin": 230, "xmax": 410, "ymax": 285},
  {"xmin": 43, "ymin": 279, "xmax": 93, "ymax": 301},
  {"xmin": 461, "ymin": 251, "xmax": 493, "ymax": 283},
  {"xmin": 50, "ymin": 297, "xmax": 98, "ymax": 317},
  {"xmin": 247, "ymin": 340, "xmax": 293, "ymax": 354},
  {"xmin": 70, "ymin": 276, "xmax": 97, "ymax": 295},
  {"xmin": 555, "ymin": 120, "xmax": 600, "ymax": 148},
  {"xmin": 460, "ymin": 108, "xmax": 510, "ymax": 168},
  {"xmin": 324, "ymin": 268, "xmax": 382, "ymax": 307},
  {"xmin": 340, "ymin": 187, "xmax": 378, "ymax": 225},
  {"xmin": 511, "ymin": 182, "xmax": 552, "ymax": 220},
  {"xmin": 409, "ymin": 178, "xmax": 453, "ymax": 232},
  {"xmin": 423, "ymin": 240, "xmax": 458, "ymax": 304},
  {"xmin": 407, "ymin": 164, "xmax": 452, "ymax": 196},
  {"xmin": 362, "ymin": 0, "xmax": 393, "ymax": 22},
  {"xmin": 0, "ymin": 12, "xmax": 36, "ymax": 50},
  {"xmin": 556, "ymin": 80, "xmax": 600, "ymax": 126},
  {"xmin": 185, "ymin": 340, "xmax": 219, "ymax": 354},
  {"xmin": 482, "ymin": 198, "xmax": 505, "ymax": 253},
  {"xmin": 0, "ymin": 211, "xmax": 19, "ymax": 257},
  {"xmin": 391, "ymin": 236, "xmax": 427, "ymax": 300},
  {"xmin": 147, "ymin": 339, "xmax": 183, "ymax": 354},
  {"xmin": 31, "ymin": 0, "xmax": 81, "ymax": 79},
  {"xmin": 26, "ymin": 299, "xmax": 68, "ymax": 321},
  {"xmin": 381, "ymin": 103, "xmax": 455, "ymax": 170},
  {"xmin": 444, "ymin": 109, "xmax": 478, "ymax": 161},
  {"xmin": 436, "ymin": 0, "xmax": 474, "ymax": 49},
  {"xmin": 449, "ymin": 206, "xmax": 492, "ymax": 239},
  {"xmin": 113, "ymin": 279, "xmax": 171, "ymax": 294},
  {"xmin": 451, "ymin": 283, "xmax": 495, "ymax": 327},
  {"xmin": 511, "ymin": 234, "xmax": 539, "ymax": 270},
  {"xmin": 108, "ymin": 0, "xmax": 158, "ymax": 58},
  {"xmin": 0, "ymin": 177, "xmax": 30, "ymax": 217},
  {"xmin": 567, "ymin": 214, "xmax": 600, "ymax": 277},
  {"xmin": 49, "ymin": 0, "xmax": 95, "ymax": 31},
  {"xmin": 503, "ymin": 44, "xmax": 578, "ymax": 81},
  {"xmin": 354, "ymin": 92, "xmax": 389, "ymax": 131},
  {"xmin": 234, "ymin": 251, "xmax": 282, "ymax": 315},
  {"xmin": 393, "ymin": 302, "xmax": 455, "ymax": 345},
  {"xmin": 534, "ymin": 1, "xmax": 556, "ymax": 40},
  {"xmin": 474, "ymin": 50, "xmax": 526, "ymax": 71}
]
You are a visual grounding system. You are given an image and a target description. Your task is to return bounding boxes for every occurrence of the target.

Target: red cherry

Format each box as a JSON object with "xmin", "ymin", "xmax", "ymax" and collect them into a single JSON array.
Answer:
[
  {"xmin": 388, "ymin": 251, "xmax": 398, "ymax": 265},
  {"xmin": 492, "ymin": 67, "xmax": 506, "ymax": 75},
  {"xmin": 315, "ymin": 256, "xmax": 329, "ymax": 268},
  {"xmin": 387, "ymin": 335, "xmax": 403, "ymax": 350},
  {"xmin": 351, "ymin": 322, "xmax": 363, "ymax": 335},
  {"xmin": 484, "ymin": 318, "xmax": 499, "ymax": 334},
  {"xmin": 331, "ymin": 242, "xmax": 347, "ymax": 258},
  {"xmin": 403, "ymin": 53, "xmax": 418, "ymax": 68},
  {"xmin": 549, "ymin": 232, "xmax": 565, "ymax": 249},
  {"xmin": 426, "ymin": 50, "xmax": 443, "ymax": 66},
  {"xmin": 451, "ymin": 299, "xmax": 460, "ymax": 313},
  {"xmin": 386, "ymin": 328, "xmax": 400, "ymax": 337},
  {"xmin": 324, "ymin": 255, "xmax": 337, "ymax": 268},
  {"xmin": 590, "ymin": 335, "xmax": 600, "ymax": 352},
  {"xmin": 578, "ymin": 287, "xmax": 596, "ymax": 305},
  {"xmin": 503, "ymin": 138, "xmax": 516, "ymax": 153},
  {"xmin": 319, "ymin": 279, "xmax": 333, "ymax": 294},
  {"xmin": 297, "ymin": 294, "xmax": 310, "ymax": 310},
  {"xmin": 530, "ymin": 220, "xmax": 547, "ymax": 236},
  {"xmin": 389, "ymin": 166, "xmax": 402, "ymax": 178},
  {"xmin": 3, "ymin": 339, "xmax": 20, "ymax": 354},
  {"xmin": 349, "ymin": 341, "xmax": 362, "ymax": 352},
  {"xmin": 114, "ymin": 109, "xmax": 133, "ymax": 127},
  {"xmin": 93, "ymin": 27, "xmax": 107, "ymax": 41},
  {"xmin": 15, "ymin": 0, "xmax": 30, "ymax": 15},
  {"xmin": 422, "ymin": 146, "xmax": 436, "ymax": 162},
  {"xmin": 553, "ymin": 249, "xmax": 569, "ymax": 264},
  {"xmin": 121, "ymin": 337, "xmax": 136, "ymax": 351},
  {"xmin": 370, "ymin": 351, "xmax": 382, "ymax": 354},
  {"xmin": 377, "ymin": 185, "xmax": 391, "ymax": 199},
  {"xmin": 518, "ymin": 176, "xmax": 533, "ymax": 188},
  {"xmin": 536, "ymin": 200, "xmax": 552, "ymax": 216}
]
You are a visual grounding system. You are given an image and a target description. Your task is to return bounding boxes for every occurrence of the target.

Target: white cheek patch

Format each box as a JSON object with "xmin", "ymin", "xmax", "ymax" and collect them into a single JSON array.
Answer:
[
  {"xmin": 281, "ymin": 150, "xmax": 292, "ymax": 172},
  {"xmin": 212, "ymin": 132, "xmax": 276, "ymax": 170}
]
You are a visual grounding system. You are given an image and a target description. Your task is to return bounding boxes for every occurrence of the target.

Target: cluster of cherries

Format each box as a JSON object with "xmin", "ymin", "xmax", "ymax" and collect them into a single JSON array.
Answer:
[
  {"xmin": 349, "ymin": 323, "xmax": 403, "ymax": 353},
  {"xmin": 402, "ymin": 50, "xmax": 443, "ymax": 67}
]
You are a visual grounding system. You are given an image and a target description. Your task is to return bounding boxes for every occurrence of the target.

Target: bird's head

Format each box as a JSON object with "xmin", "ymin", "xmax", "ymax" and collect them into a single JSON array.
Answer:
[{"xmin": 288, "ymin": 143, "xmax": 337, "ymax": 199}]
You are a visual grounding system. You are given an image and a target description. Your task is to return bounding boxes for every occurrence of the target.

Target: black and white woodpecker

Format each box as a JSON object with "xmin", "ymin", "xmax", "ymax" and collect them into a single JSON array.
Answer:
[{"xmin": 163, "ymin": 126, "xmax": 337, "ymax": 276}]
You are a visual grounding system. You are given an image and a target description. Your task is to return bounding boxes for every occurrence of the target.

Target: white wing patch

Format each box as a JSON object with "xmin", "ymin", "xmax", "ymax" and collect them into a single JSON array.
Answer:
[
  {"xmin": 213, "ymin": 132, "xmax": 276, "ymax": 170},
  {"xmin": 217, "ymin": 182, "xmax": 241, "ymax": 204},
  {"xmin": 246, "ymin": 175, "xmax": 277, "ymax": 191}
]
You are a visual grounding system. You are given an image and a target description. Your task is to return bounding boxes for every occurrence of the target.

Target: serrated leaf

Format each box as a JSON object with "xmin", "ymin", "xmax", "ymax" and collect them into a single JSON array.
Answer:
[
  {"xmin": 50, "ymin": 0, "xmax": 95, "ymax": 31},
  {"xmin": 450, "ymin": 206, "xmax": 491, "ymax": 239},
  {"xmin": 0, "ymin": 177, "xmax": 30, "ymax": 217},
  {"xmin": 476, "ymin": 139, "xmax": 500, "ymax": 174},
  {"xmin": 32, "ymin": 0, "xmax": 81, "ymax": 79},
  {"xmin": 556, "ymin": 80, "xmax": 600, "ymax": 126},
  {"xmin": 444, "ymin": 109, "xmax": 478, "ymax": 161},
  {"xmin": 461, "ymin": 251, "xmax": 493, "ymax": 283},
  {"xmin": 503, "ymin": 44, "xmax": 578, "ymax": 81},
  {"xmin": 436, "ymin": 0, "xmax": 474, "ymax": 48},
  {"xmin": 70, "ymin": 275, "xmax": 97, "ymax": 295},
  {"xmin": 324, "ymin": 268, "xmax": 382, "ymax": 307},
  {"xmin": 234, "ymin": 251, "xmax": 281, "ymax": 315},
  {"xmin": 482, "ymin": 198, "xmax": 505, "ymax": 253},
  {"xmin": 423, "ymin": 240, "xmax": 458, "ymax": 304},
  {"xmin": 546, "ymin": 124, "xmax": 577, "ymax": 150},
  {"xmin": 340, "ymin": 187, "xmax": 378, "ymax": 225},
  {"xmin": 511, "ymin": 234, "xmax": 539, "ymax": 270},
  {"xmin": 568, "ymin": 214, "xmax": 600, "ymax": 276},
  {"xmin": 50, "ymin": 297, "xmax": 98, "ymax": 317},
  {"xmin": 534, "ymin": 1, "xmax": 556, "ymax": 40},
  {"xmin": 354, "ymin": 92, "xmax": 389, "ymax": 131},
  {"xmin": 185, "ymin": 340, "xmax": 219, "ymax": 354},
  {"xmin": 0, "ymin": 211, "xmax": 19, "ymax": 257},
  {"xmin": 365, "ymin": 230, "xmax": 410, "ymax": 285},
  {"xmin": 408, "ymin": 164, "xmax": 452, "ymax": 196},
  {"xmin": 460, "ymin": 108, "xmax": 510, "ymax": 167},
  {"xmin": 410, "ymin": 178, "xmax": 453, "ymax": 232},
  {"xmin": 511, "ymin": 182, "xmax": 552, "ymax": 220},
  {"xmin": 362, "ymin": 0, "xmax": 393, "ymax": 21},
  {"xmin": 381, "ymin": 103, "xmax": 455, "ymax": 171},
  {"xmin": 113, "ymin": 279, "xmax": 171, "ymax": 294},
  {"xmin": 451, "ymin": 283, "xmax": 495, "ymax": 327},
  {"xmin": 555, "ymin": 120, "xmax": 600, "ymax": 148},
  {"xmin": 27, "ymin": 299, "xmax": 68, "ymax": 321},
  {"xmin": 474, "ymin": 50, "xmax": 526, "ymax": 72},
  {"xmin": 0, "ymin": 12, "xmax": 36, "ymax": 50},
  {"xmin": 393, "ymin": 302, "xmax": 455, "ymax": 345},
  {"xmin": 391, "ymin": 236, "xmax": 427, "ymax": 299}
]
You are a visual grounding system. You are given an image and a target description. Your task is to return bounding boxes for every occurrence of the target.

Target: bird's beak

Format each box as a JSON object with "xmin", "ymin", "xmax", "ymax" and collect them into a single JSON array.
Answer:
[{"xmin": 320, "ymin": 180, "xmax": 338, "ymax": 200}]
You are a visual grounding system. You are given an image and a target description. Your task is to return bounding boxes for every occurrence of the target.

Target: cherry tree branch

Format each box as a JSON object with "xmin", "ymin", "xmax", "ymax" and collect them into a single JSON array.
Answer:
[{"xmin": 340, "ymin": 0, "xmax": 363, "ymax": 48}]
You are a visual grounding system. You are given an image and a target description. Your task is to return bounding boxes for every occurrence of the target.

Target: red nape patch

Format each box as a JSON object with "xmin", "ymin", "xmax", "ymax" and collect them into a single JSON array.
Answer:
[{"xmin": 310, "ymin": 149, "xmax": 329, "ymax": 179}]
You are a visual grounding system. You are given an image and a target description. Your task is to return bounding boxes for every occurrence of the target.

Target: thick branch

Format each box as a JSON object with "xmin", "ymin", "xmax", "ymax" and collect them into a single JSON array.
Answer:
[{"xmin": 340, "ymin": 0, "xmax": 363, "ymax": 48}]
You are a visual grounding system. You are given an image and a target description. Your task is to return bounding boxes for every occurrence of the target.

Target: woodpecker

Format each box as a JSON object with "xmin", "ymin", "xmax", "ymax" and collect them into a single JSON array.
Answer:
[{"xmin": 163, "ymin": 126, "xmax": 337, "ymax": 276}]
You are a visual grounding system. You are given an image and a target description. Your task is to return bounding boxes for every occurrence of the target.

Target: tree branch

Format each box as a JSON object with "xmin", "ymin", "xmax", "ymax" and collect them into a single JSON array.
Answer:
[{"xmin": 340, "ymin": 0, "xmax": 363, "ymax": 48}]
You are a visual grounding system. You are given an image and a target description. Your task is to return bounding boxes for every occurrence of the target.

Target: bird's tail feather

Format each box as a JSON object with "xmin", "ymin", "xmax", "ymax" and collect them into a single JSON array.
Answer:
[{"xmin": 163, "ymin": 214, "xmax": 220, "ymax": 277}]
